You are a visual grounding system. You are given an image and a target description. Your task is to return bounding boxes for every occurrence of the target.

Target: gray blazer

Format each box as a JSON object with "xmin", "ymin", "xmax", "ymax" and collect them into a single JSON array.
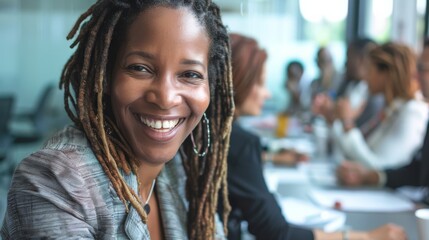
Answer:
[{"xmin": 1, "ymin": 126, "xmax": 224, "ymax": 239}]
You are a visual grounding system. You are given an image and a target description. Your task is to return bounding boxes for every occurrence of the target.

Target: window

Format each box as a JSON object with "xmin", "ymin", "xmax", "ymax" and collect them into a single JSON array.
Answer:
[{"xmin": 216, "ymin": 0, "xmax": 347, "ymax": 112}]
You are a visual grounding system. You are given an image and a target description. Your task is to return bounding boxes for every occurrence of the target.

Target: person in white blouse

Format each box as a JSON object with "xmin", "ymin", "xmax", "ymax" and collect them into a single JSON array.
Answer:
[{"xmin": 332, "ymin": 42, "xmax": 428, "ymax": 170}]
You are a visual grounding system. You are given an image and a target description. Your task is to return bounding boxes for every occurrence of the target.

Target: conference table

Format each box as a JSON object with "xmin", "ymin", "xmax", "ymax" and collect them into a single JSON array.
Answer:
[
  {"xmin": 239, "ymin": 114, "xmax": 422, "ymax": 240},
  {"xmin": 264, "ymin": 162, "xmax": 420, "ymax": 240}
]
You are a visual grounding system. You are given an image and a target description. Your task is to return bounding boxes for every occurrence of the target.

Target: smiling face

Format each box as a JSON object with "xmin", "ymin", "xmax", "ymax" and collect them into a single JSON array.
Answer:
[{"xmin": 110, "ymin": 6, "xmax": 210, "ymax": 164}]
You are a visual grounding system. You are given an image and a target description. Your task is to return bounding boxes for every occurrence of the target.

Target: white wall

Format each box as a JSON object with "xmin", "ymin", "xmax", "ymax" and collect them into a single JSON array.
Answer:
[{"xmin": 0, "ymin": 0, "xmax": 94, "ymax": 113}]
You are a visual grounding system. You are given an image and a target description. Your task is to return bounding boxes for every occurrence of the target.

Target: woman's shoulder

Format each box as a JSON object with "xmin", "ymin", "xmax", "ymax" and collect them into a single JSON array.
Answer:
[
  {"xmin": 231, "ymin": 122, "xmax": 259, "ymax": 142},
  {"xmin": 230, "ymin": 123, "xmax": 261, "ymax": 151},
  {"xmin": 13, "ymin": 125, "xmax": 108, "ymax": 191},
  {"xmin": 4, "ymin": 126, "xmax": 131, "ymax": 239},
  {"xmin": 399, "ymin": 98, "xmax": 429, "ymax": 116},
  {"xmin": 7, "ymin": 126, "xmax": 128, "ymax": 216},
  {"xmin": 384, "ymin": 98, "xmax": 429, "ymax": 129},
  {"xmin": 43, "ymin": 125, "xmax": 91, "ymax": 153},
  {"xmin": 229, "ymin": 122, "xmax": 261, "ymax": 161}
]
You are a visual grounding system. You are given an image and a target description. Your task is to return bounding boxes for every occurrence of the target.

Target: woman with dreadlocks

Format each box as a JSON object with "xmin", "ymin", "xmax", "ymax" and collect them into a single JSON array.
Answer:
[
  {"xmin": 222, "ymin": 33, "xmax": 407, "ymax": 240},
  {"xmin": 1, "ymin": 0, "xmax": 234, "ymax": 239}
]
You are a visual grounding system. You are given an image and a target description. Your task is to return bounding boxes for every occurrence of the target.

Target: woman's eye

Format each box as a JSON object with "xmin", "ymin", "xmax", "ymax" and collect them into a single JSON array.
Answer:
[
  {"xmin": 181, "ymin": 71, "xmax": 204, "ymax": 80},
  {"xmin": 127, "ymin": 64, "xmax": 149, "ymax": 73}
]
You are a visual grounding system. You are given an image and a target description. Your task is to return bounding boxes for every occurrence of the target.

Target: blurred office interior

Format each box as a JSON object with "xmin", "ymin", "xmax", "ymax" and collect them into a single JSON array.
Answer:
[{"xmin": 1, "ymin": 0, "xmax": 429, "ymax": 228}]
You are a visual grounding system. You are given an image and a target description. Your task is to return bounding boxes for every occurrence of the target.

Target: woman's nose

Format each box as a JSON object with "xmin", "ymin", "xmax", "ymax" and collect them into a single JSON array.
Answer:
[{"xmin": 145, "ymin": 74, "xmax": 182, "ymax": 110}]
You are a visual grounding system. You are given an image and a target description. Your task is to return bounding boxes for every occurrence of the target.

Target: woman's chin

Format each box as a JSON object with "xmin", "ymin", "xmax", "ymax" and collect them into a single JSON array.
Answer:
[{"xmin": 133, "ymin": 148, "xmax": 178, "ymax": 165}]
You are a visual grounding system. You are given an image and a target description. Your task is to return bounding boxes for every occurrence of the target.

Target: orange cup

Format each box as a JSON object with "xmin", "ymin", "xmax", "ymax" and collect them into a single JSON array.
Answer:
[{"xmin": 276, "ymin": 114, "xmax": 289, "ymax": 138}]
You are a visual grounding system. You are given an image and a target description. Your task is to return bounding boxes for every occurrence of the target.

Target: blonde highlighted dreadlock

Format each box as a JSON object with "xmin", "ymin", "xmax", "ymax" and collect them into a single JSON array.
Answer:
[{"xmin": 59, "ymin": 0, "xmax": 234, "ymax": 239}]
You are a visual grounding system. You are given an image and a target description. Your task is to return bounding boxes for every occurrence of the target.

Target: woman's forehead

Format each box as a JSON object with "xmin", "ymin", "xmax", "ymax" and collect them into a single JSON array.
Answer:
[
  {"xmin": 117, "ymin": 6, "xmax": 210, "ymax": 63},
  {"xmin": 128, "ymin": 7, "xmax": 207, "ymax": 41},
  {"xmin": 127, "ymin": 8, "xmax": 207, "ymax": 45}
]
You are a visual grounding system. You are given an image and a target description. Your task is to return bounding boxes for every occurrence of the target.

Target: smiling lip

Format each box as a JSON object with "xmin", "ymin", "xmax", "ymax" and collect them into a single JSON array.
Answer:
[{"xmin": 134, "ymin": 113, "xmax": 184, "ymax": 142}]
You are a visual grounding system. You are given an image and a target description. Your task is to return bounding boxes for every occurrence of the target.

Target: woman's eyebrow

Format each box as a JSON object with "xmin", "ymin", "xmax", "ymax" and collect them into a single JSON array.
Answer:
[
  {"xmin": 124, "ymin": 51, "xmax": 205, "ymax": 68},
  {"xmin": 125, "ymin": 51, "xmax": 156, "ymax": 60},
  {"xmin": 180, "ymin": 59, "xmax": 206, "ymax": 68}
]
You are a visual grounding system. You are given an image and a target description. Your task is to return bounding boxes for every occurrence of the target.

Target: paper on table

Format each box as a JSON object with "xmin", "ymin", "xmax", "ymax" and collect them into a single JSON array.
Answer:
[
  {"xmin": 280, "ymin": 197, "xmax": 346, "ymax": 232},
  {"xmin": 263, "ymin": 165, "xmax": 309, "ymax": 192},
  {"xmin": 303, "ymin": 162, "xmax": 338, "ymax": 187},
  {"xmin": 309, "ymin": 188, "xmax": 414, "ymax": 212}
]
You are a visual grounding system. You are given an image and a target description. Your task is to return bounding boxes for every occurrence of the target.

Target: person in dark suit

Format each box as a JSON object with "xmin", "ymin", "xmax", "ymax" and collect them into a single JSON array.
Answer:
[
  {"xmin": 337, "ymin": 39, "xmax": 429, "ymax": 195},
  {"xmin": 221, "ymin": 33, "xmax": 406, "ymax": 240}
]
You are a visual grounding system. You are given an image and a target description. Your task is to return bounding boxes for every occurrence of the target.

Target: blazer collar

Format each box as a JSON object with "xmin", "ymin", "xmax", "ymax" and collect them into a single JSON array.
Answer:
[
  {"xmin": 157, "ymin": 158, "xmax": 188, "ymax": 239},
  {"xmin": 124, "ymin": 157, "xmax": 188, "ymax": 240},
  {"xmin": 125, "ymin": 206, "xmax": 150, "ymax": 239}
]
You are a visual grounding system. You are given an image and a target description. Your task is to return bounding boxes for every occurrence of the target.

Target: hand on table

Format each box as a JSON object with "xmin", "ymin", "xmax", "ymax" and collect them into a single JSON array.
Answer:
[
  {"xmin": 366, "ymin": 224, "xmax": 407, "ymax": 240},
  {"xmin": 314, "ymin": 223, "xmax": 407, "ymax": 240},
  {"xmin": 336, "ymin": 160, "xmax": 373, "ymax": 186},
  {"xmin": 270, "ymin": 149, "xmax": 309, "ymax": 165}
]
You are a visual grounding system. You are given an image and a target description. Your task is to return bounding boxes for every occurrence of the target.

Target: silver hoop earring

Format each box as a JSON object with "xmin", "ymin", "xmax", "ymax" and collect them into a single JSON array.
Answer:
[{"xmin": 190, "ymin": 113, "xmax": 210, "ymax": 157}]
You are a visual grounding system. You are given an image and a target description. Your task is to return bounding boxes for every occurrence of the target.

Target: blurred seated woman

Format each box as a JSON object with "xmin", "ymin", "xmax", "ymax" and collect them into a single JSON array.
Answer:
[
  {"xmin": 331, "ymin": 42, "xmax": 428, "ymax": 170},
  {"xmin": 220, "ymin": 33, "xmax": 407, "ymax": 240},
  {"xmin": 337, "ymin": 38, "xmax": 429, "ymax": 200}
]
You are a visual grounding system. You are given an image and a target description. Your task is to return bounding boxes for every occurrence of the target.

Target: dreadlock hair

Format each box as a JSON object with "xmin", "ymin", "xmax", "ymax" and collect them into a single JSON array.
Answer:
[
  {"xmin": 368, "ymin": 42, "xmax": 419, "ymax": 105},
  {"xmin": 59, "ymin": 0, "xmax": 234, "ymax": 239}
]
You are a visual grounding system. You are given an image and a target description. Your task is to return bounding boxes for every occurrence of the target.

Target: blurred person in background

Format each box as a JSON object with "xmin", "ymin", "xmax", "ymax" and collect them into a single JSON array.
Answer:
[
  {"xmin": 332, "ymin": 42, "xmax": 428, "ymax": 170},
  {"xmin": 220, "ymin": 32, "xmax": 407, "ymax": 240},
  {"xmin": 285, "ymin": 60, "xmax": 309, "ymax": 115},
  {"xmin": 337, "ymin": 39, "xmax": 429, "ymax": 204},
  {"xmin": 310, "ymin": 46, "xmax": 343, "ymax": 99},
  {"xmin": 315, "ymin": 38, "xmax": 384, "ymax": 131},
  {"xmin": 311, "ymin": 38, "xmax": 384, "ymax": 160},
  {"xmin": 337, "ymin": 38, "xmax": 378, "ymax": 110},
  {"xmin": 338, "ymin": 38, "xmax": 385, "ymax": 135}
]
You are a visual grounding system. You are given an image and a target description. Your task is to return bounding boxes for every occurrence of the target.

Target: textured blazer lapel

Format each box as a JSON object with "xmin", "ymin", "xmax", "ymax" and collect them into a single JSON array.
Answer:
[
  {"xmin": 124, "ymin": 157, "xmax": 188, "ymax": 240},
  {"xmin": 124, "ymin": 205, "xmax": 150, "ymax": 240},
  {"xmin": 157, "ymin": 160, "xmax": 188, "ymax": 240},
  {"xmin": 123, "ymin": 171, "xmax": 150, "ymax": 240}
]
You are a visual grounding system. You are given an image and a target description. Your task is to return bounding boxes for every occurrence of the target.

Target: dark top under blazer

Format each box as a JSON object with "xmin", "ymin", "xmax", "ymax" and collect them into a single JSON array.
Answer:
[
  {"xmin": 225, "ymin": 121, "xmax": 314, "ymax": 240},
  {"xmin": 385, "ymin": 121, "xmax": 429, "ymax": 201}
]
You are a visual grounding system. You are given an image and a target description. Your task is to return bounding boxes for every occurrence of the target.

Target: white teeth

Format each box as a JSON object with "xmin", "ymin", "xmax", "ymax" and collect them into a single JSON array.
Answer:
[
  {"xmin": 139, "ymin": 116, "xmax": 180, "ymax": 131},
  {"xmin": 155, "ymin": 120, "xmax": 162, "ymax": 129}
]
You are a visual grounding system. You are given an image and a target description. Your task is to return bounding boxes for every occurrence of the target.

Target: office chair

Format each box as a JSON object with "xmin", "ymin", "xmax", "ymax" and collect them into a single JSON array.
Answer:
[
  {"xmin": 12, "ymin": 83, "xmax": 55, "ymax": 144},
  {"xmin": 0, "ymin": 95, "xmax": 14, "ymax": 160}
]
